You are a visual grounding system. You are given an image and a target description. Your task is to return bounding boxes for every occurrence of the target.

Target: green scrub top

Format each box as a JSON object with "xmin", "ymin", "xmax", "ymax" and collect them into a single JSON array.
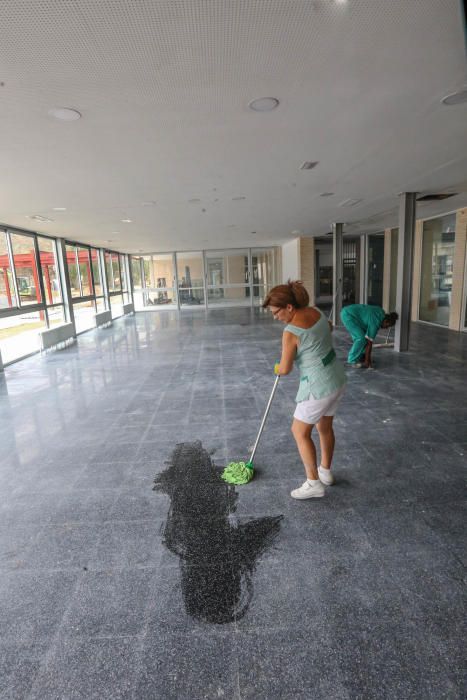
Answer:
[
  {"xmin": 285, "ymin": 309, "xmax": 347, "ymax": 402},
  {"xmin": 341, "ymin": 304, "xmax": 386, "ymax": 341}
]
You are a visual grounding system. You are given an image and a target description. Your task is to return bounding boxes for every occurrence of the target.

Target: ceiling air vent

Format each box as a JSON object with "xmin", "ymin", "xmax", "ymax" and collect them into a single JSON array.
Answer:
[
  {"xmin": 417, "ymin": 193, "xmax": 458, "ymax": 201},
  {"xmin": 300, "ymin": 161, "xmax": 319, "ymax": 170},
  {"xmin": 338, "ymin": 198, "xmax": 362, "ymax": 207}
]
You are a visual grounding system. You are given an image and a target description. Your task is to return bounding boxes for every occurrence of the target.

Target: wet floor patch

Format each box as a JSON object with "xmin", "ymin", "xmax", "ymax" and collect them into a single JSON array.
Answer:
[{"xmin": 153, "ymin": 440, "xmax": 282, "ymax": 624}]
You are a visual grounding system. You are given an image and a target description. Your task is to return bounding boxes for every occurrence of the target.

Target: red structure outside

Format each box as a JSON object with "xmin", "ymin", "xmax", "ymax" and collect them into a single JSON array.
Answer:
[{"xmin": 0, "ymin": 249, "xmax": 93, "ymax": 309}]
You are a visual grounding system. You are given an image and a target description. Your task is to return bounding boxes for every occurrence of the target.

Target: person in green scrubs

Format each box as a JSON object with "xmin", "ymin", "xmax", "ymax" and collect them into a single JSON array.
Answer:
[{"xmin": 340, "ymin": 304, "xmax": 398, "ymax": 368}]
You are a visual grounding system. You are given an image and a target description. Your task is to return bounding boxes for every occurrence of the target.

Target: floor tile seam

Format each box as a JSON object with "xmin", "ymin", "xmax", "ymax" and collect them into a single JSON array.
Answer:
[{"xmin": 22, "ymin": 569, "xmax": 87, "ymax": 700}]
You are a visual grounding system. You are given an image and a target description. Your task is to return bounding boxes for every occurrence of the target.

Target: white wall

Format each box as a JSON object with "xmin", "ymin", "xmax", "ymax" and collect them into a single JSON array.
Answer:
[{"xmin": 281, "ymin": 238, "xmax": 300, "ymax": 282}]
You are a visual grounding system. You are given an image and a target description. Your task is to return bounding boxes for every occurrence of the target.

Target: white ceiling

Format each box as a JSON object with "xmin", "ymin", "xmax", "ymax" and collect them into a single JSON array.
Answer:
[{"xmin": 1, "ymin": 0, "xmax": 467, "ymax": 253}]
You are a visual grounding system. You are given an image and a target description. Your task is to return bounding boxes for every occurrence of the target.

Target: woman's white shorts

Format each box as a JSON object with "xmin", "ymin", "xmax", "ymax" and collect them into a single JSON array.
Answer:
[{"xmin": 293, "ymin": 385, "xmax": 345, "ymax": 425}]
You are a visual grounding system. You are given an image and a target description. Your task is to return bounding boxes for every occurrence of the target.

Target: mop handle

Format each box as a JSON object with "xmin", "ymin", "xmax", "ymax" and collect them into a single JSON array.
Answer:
[{"xmin": 248, "ymin": 375, "xmax": 280, "ymax": 464}]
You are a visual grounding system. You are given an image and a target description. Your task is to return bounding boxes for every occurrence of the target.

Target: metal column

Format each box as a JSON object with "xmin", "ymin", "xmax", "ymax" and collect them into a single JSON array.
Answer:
[
  {"xmin": 332, "ymin": 223, "xmax": 343, "ymax": 325},
  {"xmin": 394, "ymin": 192, "xmax": 416, "ymax": 352}
]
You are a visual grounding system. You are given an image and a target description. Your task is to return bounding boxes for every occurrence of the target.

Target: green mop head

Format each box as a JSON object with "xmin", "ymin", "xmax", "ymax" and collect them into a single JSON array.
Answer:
[{"xmin": 221, "ymin": 461, "xmax": 254, "ymax": 485}]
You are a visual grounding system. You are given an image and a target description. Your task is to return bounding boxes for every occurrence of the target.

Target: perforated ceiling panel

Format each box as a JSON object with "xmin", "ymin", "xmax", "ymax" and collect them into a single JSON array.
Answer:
[{"xmin": 0, "ymin": 0, "xmax": 466, "ymax": 251}]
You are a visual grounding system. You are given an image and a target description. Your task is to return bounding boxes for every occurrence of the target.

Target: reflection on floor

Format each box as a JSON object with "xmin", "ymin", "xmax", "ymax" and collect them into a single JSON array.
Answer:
[{"xmin": 0, "ymin": 309, "xmax": 465, "ymax": 699}]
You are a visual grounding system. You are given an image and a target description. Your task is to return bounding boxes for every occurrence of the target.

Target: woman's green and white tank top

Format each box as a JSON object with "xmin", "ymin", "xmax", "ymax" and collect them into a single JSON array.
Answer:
[{"xmin": 285, "ymin": 309, "xmax": 346, "ymax": 402}]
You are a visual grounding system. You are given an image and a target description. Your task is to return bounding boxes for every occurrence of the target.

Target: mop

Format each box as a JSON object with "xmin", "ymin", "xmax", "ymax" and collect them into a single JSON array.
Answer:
[
  {"xmin": 221, "ymin": 375, "xmax": 280, "ymax": 485},
  {"xmin": 373, "ymin": 326, "xmax": 394, "ymax": 348}
]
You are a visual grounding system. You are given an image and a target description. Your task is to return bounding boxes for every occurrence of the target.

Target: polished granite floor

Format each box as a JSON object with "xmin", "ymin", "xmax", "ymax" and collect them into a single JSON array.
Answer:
[{"xmin": 0, "ymin": 308, "xmax": 465, "ymax": 699}]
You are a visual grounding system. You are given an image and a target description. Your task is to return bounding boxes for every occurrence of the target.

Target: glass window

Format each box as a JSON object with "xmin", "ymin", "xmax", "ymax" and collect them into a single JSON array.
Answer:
[
  {"xmin": 0, "ymin": 310, "xmax": 46, "ymax": 364},
  {"xmin": 110, "ymin": 294, "xmax": 123, "ymax": 318},
  {"xmin": 105, "ymin": 251, "xmax": 121, "ymax": 292},
  {"xmin": 119, "ymin": 254, "xmax": 128, "ymax": 292},
  {"xmin": 112, "ymin": 255, "xmax": 121, "ymax": 291},
  {"xmin": 73, "ymin": 300, "xmax": 96, "ymax": 334},
  {"xmin": 66, "ymin": 244, "xmax": 81, "ymax": 297},
  {"xmin": 0, "ymin": 231, "xmax": 18, "ymax": 309},
  {"xmin": 419, "ymin": 214, "xmax": 456, "ymax": 326},
  {"xmin": 38, "ymin": 236, "xmax": 62, "ymax": 305},
  {"xmin": 77, "ymin": 246, "xmax": 93, "ymax": 296},
  {"xmin": 47, "ymin": 305, "xmax": 66, "ymax": 327},
  {"xmin": 10, "ymin": 233, "xmax": 42, "ymax": 306},
  {"xmin": 131, "ymin": 257, "xmax": 142, "ymax": 288},
  {"xmin": 90, "ymin": 248, "xmax": 103, "ymax": 297}
]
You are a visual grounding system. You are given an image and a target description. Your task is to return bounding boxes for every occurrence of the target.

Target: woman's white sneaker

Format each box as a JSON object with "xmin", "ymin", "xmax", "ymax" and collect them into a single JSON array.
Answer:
[
  {"xmin": 318, "ymin": 466, "xmax": 335, "ymax": 486},
  {"xmin": 290, "ymin": 480, "xmax": 325, "ymax": 499}
]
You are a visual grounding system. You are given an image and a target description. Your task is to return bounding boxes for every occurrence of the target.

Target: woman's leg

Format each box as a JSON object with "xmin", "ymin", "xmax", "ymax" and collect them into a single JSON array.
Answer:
[
  {"xmin": 316, "ymin": 415, "xmax": 335, "ymax": 469},
  {"xmin": 291, "ymin": 418, "xmax": 318, "ymax": 480},
  {"xmin": 348, "ymin": 335, "xmax": 367, "ymax": 363}
]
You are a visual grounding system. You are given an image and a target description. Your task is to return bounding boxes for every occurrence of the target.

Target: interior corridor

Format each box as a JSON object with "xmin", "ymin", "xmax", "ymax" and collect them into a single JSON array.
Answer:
[{"xmin": 0, "ymin": 309, "xmax": 465, "ymax": 699}]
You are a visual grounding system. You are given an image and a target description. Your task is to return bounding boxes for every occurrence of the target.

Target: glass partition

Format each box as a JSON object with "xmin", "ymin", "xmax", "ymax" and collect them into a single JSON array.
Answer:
[
  {"xmin": 419, "ymin": 214, "xmax": 456, "ymax": 326},
  {"xmin": 176, "ymin": 252, "xmax": 204, "ymax": 306},
  {"xmin": 206, "ymin": 249, "xmax": 250, "ymax": 306}
]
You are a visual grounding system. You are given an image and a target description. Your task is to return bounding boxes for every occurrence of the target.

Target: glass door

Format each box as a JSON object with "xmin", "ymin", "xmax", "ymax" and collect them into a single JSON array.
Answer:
[
  {"xmin": 142, "ymin": 254, "xmax": 177, "ymax": 310},
  {"xmin": 205, "ymin": 249, "xmax": 250, "ymax": 306},
  {"xmin": 176, "ymin": 252, "xmax": 205, "ymax": 307},
  {"xmin": 251, "ymin": 248, "xmax": 277, "ymax": 306},
  {"xmin": 367, "ymin": 234, "xmax": 384, "ymax": 306},
  {"xmin": 419, "ymin": 214, "xmax": 456, "ymax": 326}
]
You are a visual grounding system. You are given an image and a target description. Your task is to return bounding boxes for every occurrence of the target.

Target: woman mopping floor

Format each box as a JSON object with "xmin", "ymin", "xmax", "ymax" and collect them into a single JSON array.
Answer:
[{"xmin": 263, "ymin": 281, "xmax": 347, "ymax": 500}]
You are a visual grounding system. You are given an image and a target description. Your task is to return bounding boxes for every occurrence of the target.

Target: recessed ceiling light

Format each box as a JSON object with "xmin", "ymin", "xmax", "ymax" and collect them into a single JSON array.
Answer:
[
  {"xmin": 26, "ymin": 214, "xmax": 54, "ymax": 223},
  {"xmin": 232, "ymin": 196, "xmax": 246, "ymax": 201},
  {"xmin": 320, "ymin": 192, "xmax": 334, "ymax": 197},
  {"xmin": 441, "ymin": 88, "xmax": 467, "ymax": 106},
  {"xmin": 52, "ymin": 207, "xmax": 66, "ymax": 211},
  {"xmin": 300, "ymin": 161, "xmax": 319, "ymax": 170},
  {"xmin": 48, "ymin": 107, "xmax": 82, "ymax": 121},
  {"xmin": 248, "ymin": 97, "xmax": 280, "ymax": 112},
  {"xmin": 121, "ymin": 218, "xmax": 132, "ymax": 223}
]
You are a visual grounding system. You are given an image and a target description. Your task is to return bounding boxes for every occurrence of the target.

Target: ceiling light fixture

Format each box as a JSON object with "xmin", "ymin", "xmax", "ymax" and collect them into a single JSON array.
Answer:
[
  {"xmin": 320, "ymin": 192, "xmax": 334, "ymax": 197},
  {"xmin": 248, "ymin": 97, "xmax": 280, "ymax": 112},
  {"xmin": 121, "ymin": 218, "xmax": 132, "ymax": 223},
  {"xmin": 338, "ymin": 198, "xmax": 362, "ymax": 207},
  {"xmin": 26, "ymin": 214, "xmax": 54, "ymax": 223},
  {"xmin": 52, "ymin": 207, "xmax": 66, "ymax": 211},
  {"xmin": 48, "ymin": 107, "xmax": 82, "ymax": 121},
  {"xmin": 300, "ymin": 161, "xmax": 319, "ymax": 170},
  {"xmin": 441, "ymin": 88, "xmax": 467, "ymax": 106}
]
